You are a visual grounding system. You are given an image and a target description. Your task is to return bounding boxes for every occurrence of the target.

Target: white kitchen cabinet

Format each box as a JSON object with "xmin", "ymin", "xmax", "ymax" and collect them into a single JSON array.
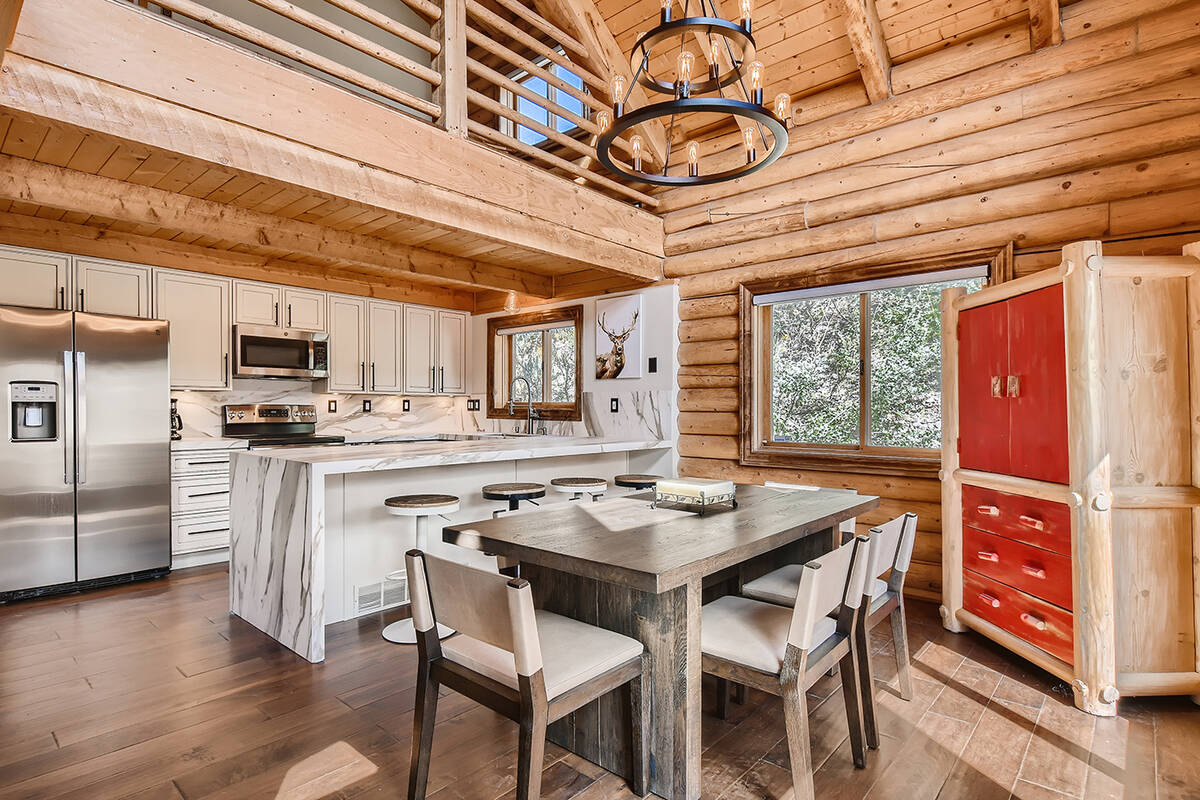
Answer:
[
  {"xmin": 74, "ymin": 257, "xmax": 152, "ymax": 318},
  {"xmin": 402, "ymin": 304, "xmax": 436, "ymax": 394},
  {"xmin": 154, "ymin": 269, "xmax": 231, "ymax": 390},
  {"xmin": 327, "ymin": 295, "xmax": 367, "ymax": 392},
  {"xmin": 0, "ymin": 245, "xmax": 69, "ymax": 310},
  {"xmin": 437, "ymin": 310, "xmax": 467, "ymax": 394},
  {"xmin": 283, "ymin": 287, "xmax": 326, "ymax": 331},
  {"xmin": 368, "ymin": 301, "xmax": 403, "ymax": 393},
  {"xmin": 233, "ymin": 281, "xmax": 282, "ymax": 327}
]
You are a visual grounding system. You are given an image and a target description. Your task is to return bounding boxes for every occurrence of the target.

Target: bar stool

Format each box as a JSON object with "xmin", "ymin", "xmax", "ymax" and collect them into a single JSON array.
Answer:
[
  {"xmin": 550, "ymin": 476, "xmax": 607, "ymax": 501},
  {"xmin": 614, "ymin": 473, "xmax": 663, "ymax": 491},
  {"xmin": 482, "ymin": 482, "xmax": 546, "ymax": 516},
  {"xmin": 381, "ymin": 494, "xmax": 459, "ymax": 644}
]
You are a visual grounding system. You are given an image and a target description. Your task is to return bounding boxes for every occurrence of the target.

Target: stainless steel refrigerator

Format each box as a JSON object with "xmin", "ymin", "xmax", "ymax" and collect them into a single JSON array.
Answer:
[{"xmin": 0, "ymin": 305, "xmax": 171, "ymax": 598}]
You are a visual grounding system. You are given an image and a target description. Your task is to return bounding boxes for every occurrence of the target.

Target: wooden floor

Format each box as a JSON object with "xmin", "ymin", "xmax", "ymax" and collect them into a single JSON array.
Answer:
[{"xmin": 0, "ymin": 565, "xmax": 1195, "ymax": 800}]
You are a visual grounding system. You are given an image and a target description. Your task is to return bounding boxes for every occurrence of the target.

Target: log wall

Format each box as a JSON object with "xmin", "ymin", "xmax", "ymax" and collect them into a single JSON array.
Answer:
[{"xmin": 666, "ymin": 0, "xmax": 1200, "ymax": 602}]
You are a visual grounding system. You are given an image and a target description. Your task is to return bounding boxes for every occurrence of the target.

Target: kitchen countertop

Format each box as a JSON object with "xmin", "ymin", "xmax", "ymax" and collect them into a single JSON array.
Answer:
[
  {"xmin": 233, "ymin": 436, "xmax": 671, "ymax": 474},
  {"xmin": 170, "ymin": 437, "xmax": 249, "ymax": 451}
]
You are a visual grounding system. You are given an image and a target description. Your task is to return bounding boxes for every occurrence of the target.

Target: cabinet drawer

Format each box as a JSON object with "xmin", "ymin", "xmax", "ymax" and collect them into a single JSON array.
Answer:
[
  {"xmin": 963, "ymin": 527, "xmax": 1072, "ymax": 610},
  {"xmin": 173, "ymin": 477, "xmax": 231, "ymax": 513},
  {"xmin": 171, "ymin": 450, "xmax": 234, "ymax": 477},
  {"xmin": 963, "ymin": 569, "xmax": 1073, "ymax": 665},
  {"xmin": 962, "ymin": 484, "xmax": 1071, "ymax": 556},
  {"xmin": 172, "ymin": 511, "xmax": 230, "ymax": 554}
]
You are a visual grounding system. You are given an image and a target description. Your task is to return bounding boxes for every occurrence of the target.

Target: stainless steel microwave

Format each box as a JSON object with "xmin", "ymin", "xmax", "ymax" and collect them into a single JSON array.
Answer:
[{"xmin": 232, "ymin": 325, "xmax": 329, "ymax": 379}]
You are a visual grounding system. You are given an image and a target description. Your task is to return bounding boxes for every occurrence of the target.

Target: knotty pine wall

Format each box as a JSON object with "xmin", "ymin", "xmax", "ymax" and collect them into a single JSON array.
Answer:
[{"xmin": 665, "ymin": 0, "xmax": 1200, "ymax": 603}]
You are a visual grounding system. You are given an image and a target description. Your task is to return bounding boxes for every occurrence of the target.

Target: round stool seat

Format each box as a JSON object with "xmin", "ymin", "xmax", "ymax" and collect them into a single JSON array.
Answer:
[
  {"xmin": 550, "ymin": 477, "xmax": 607, "ymax": 493},
  {"xmin": 384, "ymin": 494, "xmax": 460, "ymax": 516},
  {"xmin": 482, "ymin": 482, "xmax": 546, "ymax": 502},
  {"xmin": 615, "ymin": 473, "xmax": 663, "ymax": 490}
]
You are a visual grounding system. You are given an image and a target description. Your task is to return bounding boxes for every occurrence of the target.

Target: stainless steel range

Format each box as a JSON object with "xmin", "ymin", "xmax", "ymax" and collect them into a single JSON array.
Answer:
[{"xmin": 222, "ymin": 404, "xmax": 345, "ymax": 447}]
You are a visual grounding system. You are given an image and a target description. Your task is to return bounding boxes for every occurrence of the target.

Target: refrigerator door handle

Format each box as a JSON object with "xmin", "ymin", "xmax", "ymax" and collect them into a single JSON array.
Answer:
[
  {"xmin": 63, "ymin": 350, "xmax": 74, "ymax": 484},
  {"xmin": 76, "ymin": 350, "xmax": 87, "ymax": 485}
]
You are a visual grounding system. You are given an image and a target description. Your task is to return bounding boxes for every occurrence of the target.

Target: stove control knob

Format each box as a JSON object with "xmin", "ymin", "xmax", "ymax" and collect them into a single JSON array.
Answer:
[
  {"xmin": 237, "ymin": 411, "xmax": 245, "ymax": 419},
  {"xmin": 227, "ymin": 411, "xmax": 235, "ymax": 419}
]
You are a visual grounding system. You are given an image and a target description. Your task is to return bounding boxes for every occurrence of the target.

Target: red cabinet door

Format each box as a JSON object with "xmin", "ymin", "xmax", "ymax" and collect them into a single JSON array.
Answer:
[
  {"xmin": 958, "ymin": 300, "xmax": 1010, "ymax": 475},
  {"xmin": 1007, "ymin": 285, "xmax": 1069, "ymax": 484}
]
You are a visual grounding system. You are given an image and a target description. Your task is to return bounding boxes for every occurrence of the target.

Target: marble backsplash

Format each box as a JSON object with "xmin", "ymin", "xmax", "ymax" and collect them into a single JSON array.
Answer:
[{"xmin": 173, "ymin": 380, "xmax": 674, "ymax": 442}]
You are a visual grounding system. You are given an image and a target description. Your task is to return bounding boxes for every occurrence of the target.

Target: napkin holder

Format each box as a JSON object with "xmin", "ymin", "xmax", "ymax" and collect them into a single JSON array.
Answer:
[{"xmin": 653, "ymin": 478, "xmax": 737, "ymax": 516}]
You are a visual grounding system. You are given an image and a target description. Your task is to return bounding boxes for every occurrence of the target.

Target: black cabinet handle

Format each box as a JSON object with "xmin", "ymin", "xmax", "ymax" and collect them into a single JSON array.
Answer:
[
  {"xmin": 224, "ymin": 353, "xmax": 229, "ymax": 381},
  {"xmin": 371, "ymin": 362, "xmax": 376, "ymax": 391},
  {"xmin": 59, "ymin": 286, "xmax": 65, "ymax": 310},
  {"xmin": 186, "ymin": 460, "xmax": 228, "ymax": 466},
  {"xmin": 189, "ymin": 490, "xmax": 230, "ymax": 498},
  {"xmin": 288, "ymin": 304, "xmax": 292, "ymax": 327},
  {"xmin": 360, "ymin": 361, "xmax": 366, "ymax": 390},
  {"xmin": 439, "ymin": 366, "xmax": 444, "ymax": 393},
  {"xmin": 78, "ymin": 288, "xmax": 85, "ymax": 312},
  {"xmin": 188, "ymin": 527, "xmax": 231, "ymax": 536},
  {"xmin": 274, "ymin": 301, "xmax": 279, "ymax": 325}
]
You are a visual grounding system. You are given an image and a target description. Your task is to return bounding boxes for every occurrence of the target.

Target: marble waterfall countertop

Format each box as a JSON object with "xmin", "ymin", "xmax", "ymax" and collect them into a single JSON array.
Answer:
[{"xmin": 233, "ymin": 435, "xmax": 671, "ymax": 473}]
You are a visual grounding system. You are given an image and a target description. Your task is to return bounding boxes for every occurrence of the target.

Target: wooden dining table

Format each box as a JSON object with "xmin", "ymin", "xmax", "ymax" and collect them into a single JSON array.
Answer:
[{"xmin": 443, "ymin": 483, "xmax": 879, "ymax": 800}]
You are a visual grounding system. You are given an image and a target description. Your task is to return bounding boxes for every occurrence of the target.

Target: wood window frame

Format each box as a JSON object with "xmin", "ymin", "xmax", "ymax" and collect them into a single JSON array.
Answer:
[
  {"xmin": 740, "ymin": 247, "xmax": 1011, "ymax": 478},
  {"xmin": 487, "ymin": 305, "xmax": 584, "ymax": 422}
]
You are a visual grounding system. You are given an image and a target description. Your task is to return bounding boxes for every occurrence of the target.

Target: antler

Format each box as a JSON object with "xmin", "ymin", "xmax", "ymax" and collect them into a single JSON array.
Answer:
[{"xmin": 599, "ymin": 309, "xmax": 639, "ymax": 339}]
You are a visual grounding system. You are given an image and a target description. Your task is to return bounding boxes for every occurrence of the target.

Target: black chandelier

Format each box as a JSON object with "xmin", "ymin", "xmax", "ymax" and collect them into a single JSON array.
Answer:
[{"xmin": 594, "ymin": 0, "xmax": 791, "ymax": 187}]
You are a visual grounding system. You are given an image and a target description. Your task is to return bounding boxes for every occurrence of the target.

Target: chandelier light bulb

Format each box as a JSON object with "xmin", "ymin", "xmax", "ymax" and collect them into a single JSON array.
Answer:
[
  {"xmin": 739, "ymin": 0, "xmax": 753, "ymax": 31},
  {"xmin": 660, "ymin": 0, "xmax": 672, "ymax": 22},
  {"xmin": 611, "ymin": 74, "xmax": 626, "ymax": 115},
  {"xmin": 596, "ymin": 109, "xmax": 611, "ymax": 131},
  {"xmin": 687, "ymin": 140, "xmax": 700, "ymax": 177},
  {"xmin": 676, "ymin": 51, "xmax": 695, "ymax": 98},
  {"xmin": 630, "ymin": 134, "xmax": 644, "ymax": 172},
  {"xmin": 774, "ymin": 92, "xmax": 791, "ymax": 126},
  {"xmin": 748, "ymin": 60, "xmax": 764, "ymax": 104},
  {"xmin": 743, "ymin": 127, "xmax": 756, "ymax": 164}
]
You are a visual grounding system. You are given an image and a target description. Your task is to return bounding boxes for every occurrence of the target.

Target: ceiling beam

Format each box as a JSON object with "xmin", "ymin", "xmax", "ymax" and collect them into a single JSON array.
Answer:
[
  {"xmin": 0, "ymin": 0, "xmax": 21, "ymax": 66},
  {"xmin": 834, "ymin": 0, "xmax": 892, "ymax": 102},
  {"xmin": 0, "ymin": 153, "xmax": 558, "ymax": 297},
  {"xmin": 534, "ymin": 0, "xmax": 672, "ymax": 168},
  {"xmin": 0, "ymin": 210, "xmax": 477, "ymax": 310},
  {"xmin": 1029, "ymin": 0, "xmax": 1063, "ymax": 50}
]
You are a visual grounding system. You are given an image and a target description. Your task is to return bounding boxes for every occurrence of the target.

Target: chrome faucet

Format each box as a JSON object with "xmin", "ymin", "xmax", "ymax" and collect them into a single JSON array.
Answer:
[{"xmin": 507, "ymin": 377, "xmax": 540, "ymax": 435}]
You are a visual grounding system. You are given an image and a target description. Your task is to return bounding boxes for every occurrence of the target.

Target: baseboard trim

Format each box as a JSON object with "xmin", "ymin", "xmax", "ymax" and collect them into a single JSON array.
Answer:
[{"xmin": 173, "ymin": 548, "xmax": 229, "ymax": 569}]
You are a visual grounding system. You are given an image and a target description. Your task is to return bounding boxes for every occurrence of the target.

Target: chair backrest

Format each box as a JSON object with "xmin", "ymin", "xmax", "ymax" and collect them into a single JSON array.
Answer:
[
  {"xmin": 785, "ymin": 534, "xmax": 873, "ymax": 651},
  {"xmin": 765, "ymin": 481, "xmax": 859, "ymax": 534},
  {"xmin": 867, "ymin": 512, "xmax": 919, "ymax": 582},
  {"xmin": 406, "ymin": 550, "xmax": 543, "ymax": 676}
]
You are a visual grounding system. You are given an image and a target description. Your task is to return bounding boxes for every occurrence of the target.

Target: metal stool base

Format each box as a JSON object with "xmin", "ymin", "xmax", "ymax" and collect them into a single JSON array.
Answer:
[{"xmin": 382, "ymin": 619, "xmax": 454, "ymax": 644}]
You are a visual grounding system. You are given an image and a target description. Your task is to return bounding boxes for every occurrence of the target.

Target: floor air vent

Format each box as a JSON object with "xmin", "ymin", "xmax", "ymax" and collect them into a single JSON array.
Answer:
[{"xmin": 354, "ymin": 575, "xmax": 408, "ymax": 617}]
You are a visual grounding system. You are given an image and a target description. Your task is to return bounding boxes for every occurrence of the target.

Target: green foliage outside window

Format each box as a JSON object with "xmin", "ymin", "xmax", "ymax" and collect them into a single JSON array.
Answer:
[{"xmin": 509, "ymin": 325, "xmax": 575, "ymax": 404}]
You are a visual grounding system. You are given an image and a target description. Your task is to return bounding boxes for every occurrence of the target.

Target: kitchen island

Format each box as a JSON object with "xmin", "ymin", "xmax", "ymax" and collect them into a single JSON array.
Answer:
[{"xmin": 227, "ymin": 436, "xmax": 672, "ymax": 662}]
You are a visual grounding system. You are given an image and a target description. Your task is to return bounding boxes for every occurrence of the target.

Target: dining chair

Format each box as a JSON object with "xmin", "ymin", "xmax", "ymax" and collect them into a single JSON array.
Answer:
[
  {"xmin": 404, "ymin": 549, "xmax": 649, "ymax": 800},
  {"xmin": 701, "ymin": 534, "xmax": 874, "ymax": 800}
]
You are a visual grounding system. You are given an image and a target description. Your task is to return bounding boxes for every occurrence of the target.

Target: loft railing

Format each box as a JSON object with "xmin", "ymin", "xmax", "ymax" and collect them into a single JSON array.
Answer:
[{"xmin": 128, "ymin": 0, "xmax": 654, "ymax": 207}]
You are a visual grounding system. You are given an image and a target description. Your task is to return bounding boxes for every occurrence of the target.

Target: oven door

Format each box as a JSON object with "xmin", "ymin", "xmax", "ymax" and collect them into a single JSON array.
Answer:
[{"xmin": 233, "ymin": 325, "xmax": 328, "ymax": 379}]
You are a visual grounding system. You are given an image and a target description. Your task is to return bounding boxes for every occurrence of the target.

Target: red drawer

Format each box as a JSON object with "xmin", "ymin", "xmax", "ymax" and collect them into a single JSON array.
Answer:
[
  {"xmin": 962, "ymin": 484, "xmax": 1072, "ymax": 556},
  {"xmin": 963, "ymin": 527, "xmax": 1072, "ymax": 610},
  {"xmin": 963, "ymin": 569, "xmax": 1074, "ymax": 665}
]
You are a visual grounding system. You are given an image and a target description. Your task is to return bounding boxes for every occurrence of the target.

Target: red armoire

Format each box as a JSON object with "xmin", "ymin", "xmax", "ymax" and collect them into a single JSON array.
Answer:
[{"xmin": 941, "ymin": 239, "xmax": 1200, "ymax": 716}]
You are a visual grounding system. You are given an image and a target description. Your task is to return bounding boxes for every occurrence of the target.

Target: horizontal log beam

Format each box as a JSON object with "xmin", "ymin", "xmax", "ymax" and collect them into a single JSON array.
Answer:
[{"xmin": 0, "ymin": 153, "xmax": 555, "ymax": 296}]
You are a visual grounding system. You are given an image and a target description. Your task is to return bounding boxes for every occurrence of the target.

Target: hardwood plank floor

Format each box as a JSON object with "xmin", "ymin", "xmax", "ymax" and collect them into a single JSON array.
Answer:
[{"xmin": 0, "ymin": 564, "xmax": 1193, "ymax": 799}]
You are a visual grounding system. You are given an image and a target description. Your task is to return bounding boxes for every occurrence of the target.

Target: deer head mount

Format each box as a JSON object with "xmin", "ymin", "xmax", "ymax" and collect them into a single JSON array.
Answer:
[{"xmin": 596, "ymin": 309, "xmax": 639, "ymax": 379}]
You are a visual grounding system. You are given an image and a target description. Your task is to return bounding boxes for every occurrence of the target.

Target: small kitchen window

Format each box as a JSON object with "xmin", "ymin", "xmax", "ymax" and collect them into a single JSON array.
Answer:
[{"xmin": 487, "ymin": 305, "xmax": 583, "ymax": 422}]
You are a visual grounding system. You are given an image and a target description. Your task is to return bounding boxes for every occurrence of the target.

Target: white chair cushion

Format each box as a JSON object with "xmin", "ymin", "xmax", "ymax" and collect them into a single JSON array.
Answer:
[
  {"xmin": 743, "ymin": 568, "xmax": 890, "ymax": 609},
  {"xmin": 440, "ymin": 610, "xmax": 643, "ymax": 699},
  {"xmin": 701, "ymin": 595, "xmax": 837, "ymax": 675}
]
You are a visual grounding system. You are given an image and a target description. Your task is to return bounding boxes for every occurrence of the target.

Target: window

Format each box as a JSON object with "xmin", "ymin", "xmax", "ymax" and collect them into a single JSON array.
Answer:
[
  {"xmin": 745, "ymin": 266, "xmax": 986, "ymax": 474},
  {"xmin": 487, "ymin": 305, "xmax": 583, "ymax": 421},
  {"xmin": 500, "ymin": 59, "xmax": 587, "ymax": 146}
]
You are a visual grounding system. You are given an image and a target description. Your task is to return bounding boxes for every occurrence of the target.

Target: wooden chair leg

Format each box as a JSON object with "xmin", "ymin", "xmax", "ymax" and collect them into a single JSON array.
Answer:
[
  {"xmin": 838, "ymin": 647, "xmax": 868, "ymax": 769},
  {"xmin": 891, "ymin": 600, "xmax": 914, "ymax": 701},
  {"xmin": 733, "ymin": 682, "xmax": 747, "ymax": 704},
  {"xmin": 407, "ymin": 663, "xmax": 440, "ymax": 800},
  {"xmin": 780, "ymin": 677, "xmax": 816, "ymax": 800},
  {"xmin": 517, "ymin": 681, "xmax": 548, "ymax": 800},
  {"xmin": 715, "ymin": 676, "xmax": 729, "ymax": 720},
  {"xmin": 629, "ymin": 659, "xmax": 650, "ymax": 797},
  {"xmin": 855, "ymin": 618, "xmax": 880, "ymax": 750}
]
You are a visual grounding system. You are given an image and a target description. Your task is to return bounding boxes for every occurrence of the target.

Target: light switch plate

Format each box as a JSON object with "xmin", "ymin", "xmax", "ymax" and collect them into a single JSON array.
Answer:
[
  {"xmin": 610, "ymin": 398, "xmax": 619, "ymax": 413},
  {"xmin": 648, "ymin": 357, "xmax": 657, "ymax": 373},
  {"xmin": 403, "ymin": 399, "xmax": 411, "ymax": 412},
  {"xmin": 328, "ymin": 400, "xmax": 337, "ymax": 413},
  {"xmin": 362, "ymin": 400, "xmax": 372, "ymax": 413}
]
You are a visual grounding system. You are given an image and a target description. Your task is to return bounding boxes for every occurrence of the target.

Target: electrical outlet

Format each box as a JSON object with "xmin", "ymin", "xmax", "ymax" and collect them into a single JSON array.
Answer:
[
  {"xmin": 403, "ymin": 399, "xmax": 411, "ymax": 412},
  {"xmin": 328, "ymin": 400, "xmax": 337, "ymax": 413},
  {"xmin": 610, "ymin": 397, "xmax": 619, "ymax": 413},
  {"xmin": 362, "ymin": 400, "xmax": 372, "ymax": 413},
  {"xmin": 648, "ymin": 357, "xmax": 658, "ymax": 373},
  {"xmin": 467, "ymin": 399, "xmax": 480, "ymax": 411}
]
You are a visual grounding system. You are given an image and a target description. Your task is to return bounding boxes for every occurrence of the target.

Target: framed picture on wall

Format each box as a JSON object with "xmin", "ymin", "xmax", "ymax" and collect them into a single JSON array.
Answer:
[{"xmin": 595, "ymin": 294, "xmax": 642, "ymax": 379}]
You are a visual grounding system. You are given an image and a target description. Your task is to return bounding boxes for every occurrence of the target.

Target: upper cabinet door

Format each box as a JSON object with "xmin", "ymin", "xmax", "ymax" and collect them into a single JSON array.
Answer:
[
  {"xmin": 0, "ymin": 246, "xmax": 69, "ymax": 310},
  {"xmin": 233, "ymin": 281, "xmax": 282, "ymax": 327},
  {"xmin": 367, "ymin": 301, "xmax": 403, "ymax": 393},
  {"xmin": 437, "ymin": 310, "xmax": 467, "ymax": 395},
  {"xmin": 1007, "ymin": 285, "xmax": 1069, "ymax": 484},
  {"xmin": 403, "ymin": 305, "xmax": 436, "ymax": 394},
  {"xmin": 283, "ymin": 287, "xmax": 326, "ymax": 332},
  {"xmin": 958, "ymin": 299, "xmax": 1010, "ymax": 477},
  {"xmin": 327, "ymin": 295, "xmax": 367, "ymax": 392},
  {"xmin": 154, "ymin": 270, "xmax": 231, "ymax": 390},
  {"xmin": 74, "ymin": 258, "xmax": 151, "ymax": 318}
]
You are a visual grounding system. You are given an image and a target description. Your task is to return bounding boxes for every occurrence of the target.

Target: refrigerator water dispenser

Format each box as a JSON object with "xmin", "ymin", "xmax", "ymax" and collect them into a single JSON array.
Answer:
[{"xmin": 10, "ymin": 381, "xmax": 58, "ymax": 441}]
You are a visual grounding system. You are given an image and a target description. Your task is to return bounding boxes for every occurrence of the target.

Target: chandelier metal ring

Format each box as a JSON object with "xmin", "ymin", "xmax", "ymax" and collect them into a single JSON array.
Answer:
[
  {"xmin": 629, "ymin": 18, "xmax": 756, "ymax": 96},
  {"xmin": 596, "ymin": 97, "xmax": 788, "ymax": 187}
]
